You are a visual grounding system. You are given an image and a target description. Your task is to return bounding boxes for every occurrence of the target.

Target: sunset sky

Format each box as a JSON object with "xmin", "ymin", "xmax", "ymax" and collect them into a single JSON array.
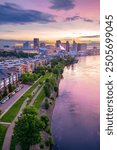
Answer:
[{"xmin": 0, "ymin": 0, "xmax": 100, "ymax": 41}]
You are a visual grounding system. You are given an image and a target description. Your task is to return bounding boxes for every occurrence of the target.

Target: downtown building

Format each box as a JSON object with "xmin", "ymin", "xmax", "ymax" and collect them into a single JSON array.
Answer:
[{"xmin": 33, "ymin": 38, "xmax": 39, "ymax": 49}]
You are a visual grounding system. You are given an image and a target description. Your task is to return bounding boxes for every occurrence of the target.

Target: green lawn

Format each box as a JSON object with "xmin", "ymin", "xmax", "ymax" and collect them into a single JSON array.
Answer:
[
  {"xmin": 0, "ymin": 125, "xmax": 7, "ymax": 150},
  {"xmin": 0, "ymin": 73, "xmax": 51, "ymax": 123},
  {"xmin": 33, "ymin": 88, "xmax": 45, "ymax": 109}
]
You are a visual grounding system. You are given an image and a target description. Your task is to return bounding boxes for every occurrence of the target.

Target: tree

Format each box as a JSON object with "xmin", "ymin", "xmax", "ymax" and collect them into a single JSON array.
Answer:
[
  {"xmin": 2, "ymin": 88, "xmax": 7, "ymax": 97},
  {"xmin": 52, "ymin": 68, "xmax": 59, "ymax": 76},
  {"xmin": 22, "ymin": 106, "xmax": 38, "ymax": 116},
  {"xmin": 21, "ymin": 72, "xmax": 38, "ymax": 84},
  {"xmin": 13, "ymin": 114, "xmax": 41, "ymax": 150},
  {"xmin": 40, "ymin": 115, "xmax": 49, "ymax": 128},
  {"xmin": 8, "ymin": 84, "xmax": 13, "ymax": 93},
  {"xmin": 12, "ymin": 84, "xmax": 16, "ymax": 91},
  {"xmin": 0, "ymin": 95, "xmax": 2, "ymax": 101},
  {"xmin": 44, "ymin": 84, "xmax": 51, "ymax": 97}
]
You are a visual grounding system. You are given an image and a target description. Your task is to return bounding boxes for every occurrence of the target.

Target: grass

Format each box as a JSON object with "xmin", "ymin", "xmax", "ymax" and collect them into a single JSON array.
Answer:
[
  {"xmin": 33, "ymin": 88, "xmax": 45, "ymax": 109},
  {"xmin": 0, "ymin": 125, "xmax": 7, "ymax": 150},
  {"xmin": 0, "ymin": 73, "xmax": 51, "ymax": 123}
]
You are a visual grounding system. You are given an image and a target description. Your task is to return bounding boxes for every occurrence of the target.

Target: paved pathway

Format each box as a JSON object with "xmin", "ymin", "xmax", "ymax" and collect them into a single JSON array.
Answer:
[
  {"xmin": 2, "ymin": 98, "xmax": 29, "ymax": 150},
  {"xmin": 29, "ymin": 86, "xmax": 43, "ymax": 106}
]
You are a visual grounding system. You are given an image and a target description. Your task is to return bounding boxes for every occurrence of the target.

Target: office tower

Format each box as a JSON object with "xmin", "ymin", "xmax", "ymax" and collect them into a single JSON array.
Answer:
[
  {"xmin": 66, "ymin": 41, "xmax": 70, "ymax": 52},
  {"xmin": 72, "ymin": 40, "xmax": 77, "ymax": 51},
  {"xmin": 77, "ymin": 43, "xmax": 81, "ymax": 51},
  {"xmin": 56, "ymin": 40, "xmax": 61, "ymax": 48},
  {"xmin": 34, "ymin": 38, "xmax": 39, "ymax": 49},
  {"xmin": 23, "ymin": 41, "xmax": 30, "ymax": 49}
]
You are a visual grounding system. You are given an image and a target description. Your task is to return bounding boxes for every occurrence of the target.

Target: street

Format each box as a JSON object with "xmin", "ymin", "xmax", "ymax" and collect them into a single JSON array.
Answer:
[{"xmin": 0, "ymin": 84, "xmax": 30, "ymax": 113}]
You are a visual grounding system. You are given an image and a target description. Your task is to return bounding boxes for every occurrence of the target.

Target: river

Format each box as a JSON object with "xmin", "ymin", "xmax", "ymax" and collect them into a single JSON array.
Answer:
[{"xmin": 52, "ymin": 55, "xmax": 100, "ymax": 150}]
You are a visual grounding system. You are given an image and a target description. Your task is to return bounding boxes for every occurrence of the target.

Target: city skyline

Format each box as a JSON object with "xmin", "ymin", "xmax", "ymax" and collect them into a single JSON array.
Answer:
[{"xmin": 0, "ymin": 0, "xmax": 100, "ymax": 42}]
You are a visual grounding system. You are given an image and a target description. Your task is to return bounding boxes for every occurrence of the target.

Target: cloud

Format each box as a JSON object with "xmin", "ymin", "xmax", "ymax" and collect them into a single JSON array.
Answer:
[
  {"xmin": 50, "ymin": 0, "xmax": 75, "ymax": 10},
  {"xmin": 81, "ymin": 35, "xmax": 100, "ymax": 38},
  {"xmin": 65, "ymin": 15, "xmax": 94, "ymax": 23},
  {"xmin": 2, "ymin": 30, "xmax": 15, "ymax": 33},
  {"xmin": 65, "ymin": 15, "xmax": 80, "ymax": 21},
  {"xmin": 0, "ymin": 3, "xmax": 56, "ymax": 25}
]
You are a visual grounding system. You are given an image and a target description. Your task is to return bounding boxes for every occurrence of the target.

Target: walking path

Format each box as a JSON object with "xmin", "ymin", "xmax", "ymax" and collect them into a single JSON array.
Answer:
[{"xmin": 29, "ymin": 86, "xmax": 43, "ymax": 106}]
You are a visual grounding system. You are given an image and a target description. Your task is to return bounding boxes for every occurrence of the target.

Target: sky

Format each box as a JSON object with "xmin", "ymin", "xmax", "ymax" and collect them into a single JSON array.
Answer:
[{"xmin": 0, "ymin": 0, "xmax": 100, "ymax": 42}]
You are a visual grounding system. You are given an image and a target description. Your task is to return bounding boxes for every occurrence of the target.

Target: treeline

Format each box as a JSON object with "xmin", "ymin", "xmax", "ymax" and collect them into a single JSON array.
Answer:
[{"xmin": 0, "ymin": 51, "xmax": 35, "ymax": 58}]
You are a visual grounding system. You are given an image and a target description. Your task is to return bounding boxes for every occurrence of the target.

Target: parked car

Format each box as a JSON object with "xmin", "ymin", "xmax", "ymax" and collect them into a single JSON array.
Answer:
[
  {"xmin": 0, "ymin": 96, "xmax": 9, "ymax": 104},
  {"xmin": 11, "ymin": 91, "xmax": 15, "ymax": 96},
  {"xmin": 15, "ymin": 88, "xmax": 20, "ymax": 92},
  {"xmin": 8, "ymin": 93, "xmax": 12, "ymax": 98}
]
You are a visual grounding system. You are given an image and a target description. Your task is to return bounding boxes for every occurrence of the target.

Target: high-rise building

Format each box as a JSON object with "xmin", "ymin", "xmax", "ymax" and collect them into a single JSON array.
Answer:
[
  {"xmin": 72, "ymin": 40, "xmax": 77, "ymax": 51},
  {"xmin": 66, "ymin": 41, "xmax": 70, "ymax": 52},
  {"xmin": 56, "ymin": 40, "xmax": 61, "ymax": 48},
  {"xmin": 77, "ymin": 43, "xmax": 81, "ymax": 51},
  {"xmin": 23, "ymin": 41, "xmax": 30, "ymax": 49},
  {"xmin": 33, "ymin": 38, "xmax": 39, "ymax": 49}
]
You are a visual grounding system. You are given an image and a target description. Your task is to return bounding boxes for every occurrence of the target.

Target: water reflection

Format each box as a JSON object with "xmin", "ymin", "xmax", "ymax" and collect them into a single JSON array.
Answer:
[{"xmin": 52, "ymin": 56, "xmax": 100, "ymax": 150}]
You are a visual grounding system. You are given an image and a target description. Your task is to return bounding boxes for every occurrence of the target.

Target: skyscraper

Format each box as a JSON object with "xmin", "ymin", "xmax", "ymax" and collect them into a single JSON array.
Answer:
[
  {"xmin": 72, "ymin": 40, "xmax": 77, "ymax": 51},
  {"xmin": 23, "ymin": 41, "xmax": 30, "ymax": 49},
  {"xmin": 66, "ymin": 41, "xmax": 70, "ymax": 52},
  {"xmin": 33, "ymin": 38, "xmax": 39, "ymax": 49},
  {"xmin": 56, "ymin": 40, "xmax": 61, "ymax": 48}
]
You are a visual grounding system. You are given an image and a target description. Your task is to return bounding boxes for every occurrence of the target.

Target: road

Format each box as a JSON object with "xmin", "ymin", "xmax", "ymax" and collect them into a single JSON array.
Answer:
[{"xmin": 0, "ymin": 84, "xmax": 30, "ymax": 113}]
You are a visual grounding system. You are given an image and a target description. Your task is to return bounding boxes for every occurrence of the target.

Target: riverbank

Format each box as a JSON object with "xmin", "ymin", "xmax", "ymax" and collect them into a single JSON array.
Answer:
[{"xmin": 37, "ymin": 75, "xmax": 61, "ymax": 150}]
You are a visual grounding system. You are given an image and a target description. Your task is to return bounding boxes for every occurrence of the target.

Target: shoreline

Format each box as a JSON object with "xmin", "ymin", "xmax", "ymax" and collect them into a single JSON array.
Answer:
[{"xmin": 38, "ymin": 76, "xmax": 61, "ymax": 150}]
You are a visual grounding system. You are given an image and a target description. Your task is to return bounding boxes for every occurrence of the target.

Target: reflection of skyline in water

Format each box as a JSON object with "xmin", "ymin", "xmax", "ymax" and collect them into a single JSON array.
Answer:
[{"xmin": 52, "ymin": 56, "xmax": 100, "ymax": 150}]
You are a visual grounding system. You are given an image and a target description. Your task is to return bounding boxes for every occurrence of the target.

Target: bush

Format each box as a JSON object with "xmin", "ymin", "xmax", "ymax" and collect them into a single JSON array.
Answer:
[
  {"xmin": 44, "ymin": 99, "xmax": 49, "ymax": 109},
  {"xmin": 39, "ymin": 121, "xmax": 46, "ymax": 130},
  {"xmin": 45, "ymin": 78, "xmax": 50, "ymax": 83},
  {"xmin": 41, "ymin": 71, "xmax": 45, "ymax": 76},
  {"xmin": 54, "ymin": 86, "xmax": 58, "ymax": 92},
  {"xmin": 45, "ymin": 136, "xmax": 54, "ymax": 147},
  {"xmin": 48, "ymin": 68, "xmax": 52, "ymax": 72},
  {"xmin": 46, "ymin": 127, "xmax": 51, "ymax": 135},
  {"xmin": 40, "ymin": 115, "xmax": 49, "ymax": 128}
]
